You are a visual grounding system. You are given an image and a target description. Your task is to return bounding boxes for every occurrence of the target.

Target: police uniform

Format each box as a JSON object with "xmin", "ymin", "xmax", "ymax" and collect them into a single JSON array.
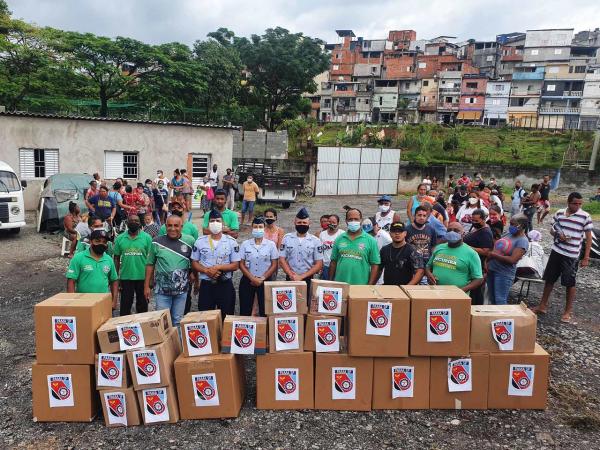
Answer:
[
  {"xmin": 238, "ymin": 237, "xmax": 279, "ymax": 316},
  {"xmin": 192, "ymin": 234, "xmax": 241, "ymax": 316}
]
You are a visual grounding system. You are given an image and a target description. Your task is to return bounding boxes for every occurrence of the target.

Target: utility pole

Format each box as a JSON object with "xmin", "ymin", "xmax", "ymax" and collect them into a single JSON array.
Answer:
[{"xmin": 589, "ymin": 121, "xmax": 600, "ymax": 171}]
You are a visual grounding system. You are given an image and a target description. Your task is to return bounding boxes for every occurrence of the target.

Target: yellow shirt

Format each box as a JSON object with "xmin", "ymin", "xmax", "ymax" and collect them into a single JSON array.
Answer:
[{"xmin": 243, "ymin": 181, "xmax": 260, "ymax": 201}]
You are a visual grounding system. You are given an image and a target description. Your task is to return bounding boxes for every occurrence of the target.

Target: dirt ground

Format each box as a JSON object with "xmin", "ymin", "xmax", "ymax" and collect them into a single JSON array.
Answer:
[{"xmin": 1, "ymin": 195, "xmax": 599, "ymax": 449}]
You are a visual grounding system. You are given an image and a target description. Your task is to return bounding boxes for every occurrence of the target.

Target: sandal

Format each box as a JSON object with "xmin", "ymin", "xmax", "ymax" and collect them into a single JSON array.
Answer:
[
  {"xmin": 530, "ymin": 305, "xmax": 547, "ymax": 315},
  {"xmin": 560, "ymin": 314, "xmax": 572, "ymax": 323}
]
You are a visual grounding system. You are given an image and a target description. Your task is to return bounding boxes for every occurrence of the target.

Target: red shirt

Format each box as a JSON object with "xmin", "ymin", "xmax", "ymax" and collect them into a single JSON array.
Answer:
[{"xmin": 123, "ymin": 192, "xmax": 141, "ymax": 215}]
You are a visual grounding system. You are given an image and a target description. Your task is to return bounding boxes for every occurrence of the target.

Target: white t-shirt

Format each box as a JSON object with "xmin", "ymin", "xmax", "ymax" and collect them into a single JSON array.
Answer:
[
  {"xmin": 375, "ymin": 210, "xmax": 395, "ymax": 231},
  {"xmin": 319, "ymin": 229, "xmax": 345, "ymax": 266},
  {"xmin": 490, "ymin": 194, "xmax": 504, "ymax": 213},
  {"xmin": 208, "ymin": 170, "xmax": 219, "ymax": 188},
  {"xmin": 375, "ymin": 229, "xmax": 392, "ymax": 284}
]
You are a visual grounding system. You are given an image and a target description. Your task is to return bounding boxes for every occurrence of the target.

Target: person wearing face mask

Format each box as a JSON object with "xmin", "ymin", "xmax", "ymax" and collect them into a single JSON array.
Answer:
[
  {"xmin": 329, "ymin": 208, "xmax": 380, "ymax": 285},
  {"xmin": 486, "ymin": 214, "xmax": 529, "ymax": 305},
  {"xmin": 66, "ymin": 229, "xmax": 118, "ymax": 308},
  {"xmin": 510, "ymin": 179, "xmax": 526, "ymax": 217},
  {"xmin": 407, "ymin": 183, "xmax": 434, "ymax": 223},
  {"xmin": 238, "ymin": 217, "xmax": 279, "ymax": 317},
  {"xmin": 456, "ymin": 194, "xmax": 488, "ymax": 233},
  {"xmin": 487, "ymin": 205, "xmax": 505, "ymax": 241},
  {"xmin": 113, "ymin": 215, "xmax": 153, "ymax": 315},
  {"xmin": 319, "ymin": 214, "xmax": 345, "ymax": 281},
  {"xmin": 202, "ymin": 189, "xmax": 239, "ymax": 238},
  {"xmin": 463, "ymin": 209, "xmax": 494, "ymax": 305},
  {"xmin": 159, "ymin": 200, "xmax": 199, "ymax": 240},
  {"xmin": 75, "ymin": 218, "xmax": 115, "ymax": 256},
  {"xmin": 315, "ymin": 215, "xmax": 331, "ymax": 237},
  {"xmin": 279, "ymin": 207, "xmax": 324, "ymax": 293},
  {"xmin": 375, "ymin": 195, "xmax": 401, "ymax": 232},
  {"xmin": 241, "ymin": 174, "xmax": 260, "ymax": 227},
  {"xmin": 425, "ymin": 222, "xmax": 483, "ymax": 293},
  {"xmin": 192, "ymin": 209, "xmax": 241, "ymax": 317},
  {"xmin": 263, "ymin": 208, "xmax": 284, "ymax": 250}
]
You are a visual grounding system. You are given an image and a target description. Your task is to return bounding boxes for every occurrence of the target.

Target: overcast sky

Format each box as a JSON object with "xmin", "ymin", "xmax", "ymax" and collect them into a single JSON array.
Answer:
[{"xmin": 6, "ymin": 0, "xmax": 600, "ymax": 45}]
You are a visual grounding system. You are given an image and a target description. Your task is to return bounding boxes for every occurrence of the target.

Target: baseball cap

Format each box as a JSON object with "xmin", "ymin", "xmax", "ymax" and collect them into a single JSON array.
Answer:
[
  {"xmin": 389, "ymin": 222, "xmax": 406, "ymax": 233},
  {"xmin": 378, "ymin": 195, "xmax": 392, "ymax": 203}
]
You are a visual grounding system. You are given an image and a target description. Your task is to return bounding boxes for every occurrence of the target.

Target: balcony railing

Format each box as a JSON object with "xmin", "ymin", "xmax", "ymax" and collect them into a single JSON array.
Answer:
[
  {"xmin": 508, "ymin": 105, "xmax": 539, "ymax": 112},
  {"xmin": 438, "ymin": 102, "xmax": 459, "ymax": 110},
  {"xmin": 462, "ymin": 87, "xmax": 486, "ymax": 94},
  {"xmin": 539, "ymin": 106, "xmax": 580, "ymax": 114},
  {"xmin": 565, "ymin": 90, "xmax": 583, "ymax": 97},
  {"xmin": 511, "ymin": 89, "xmax": 541, "ymax": 96},
  {"xmin": 439, "ymin": 87, "xmax": 461, "ymax": 93},
  {"xmin": 512, "ymin": 71, "xmax": 545, "ymax": 81}
]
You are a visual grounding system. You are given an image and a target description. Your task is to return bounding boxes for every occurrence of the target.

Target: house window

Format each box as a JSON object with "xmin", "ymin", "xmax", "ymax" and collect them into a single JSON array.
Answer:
[
  {"xmin": 466, "ymin": 82, "xmax": 478, "ymax": 89},
  {"xmin": 333, "ymin": 64, "xmax": 339, "ymax": 70},
  {"xmin": 575, "ymin": 66, "xmax": 586, "ymax": 73},
  {"xmin": 379, "ymin": 96, "xmax": 383, "ymax": 106},
  {"xmin": 405, "ymin": 82, "xmax": 410, "ymax": 89},
  {"xmin": 365, "ymin": 99, "xmax": 369, "ymax": 105},
  {"xmin": 494, "ymin": 85, "xmax": 504, "ymax": 91},
  {"xmin": 418, "ymin": 62, "xmax": 426, "ymax": 69},
  {"xmin": 549, "ymin": 67, "xmax": 559, "ymax": 73},
  {"xmin": 336, "ymin": 53, "xmax": 340, "ymax": 59},
  {"xmin": 423, "ymin": 96, "xmax": 427, "ymax": 102},
  {"xmin": 486, "ymin": 55, "xmax": 494, "ymax": 62},
  {"xmin": 554, "ymin": 48, "xmax": 562, "ymax": 55},
  {"xmin": 19, "ymin": 148, "xmax": 59, "ymax": 179},
  {"xmin": 466, "ymin": 98, "xmax": 477, "ymax": 104},
  {"xmin": 492, "ymin": 99, "xmax": 500, "ymax": 105},
  {"xmin": 423, "ymin": 80, "xmax": 429, "ymax": 86},
  {"xmin": 546, "ymin": 84, "xmax": 556, "ymax": 92},
  {"xmin": 105, "ymin": 151, "xmax": 139, "ymax": 179},
  {"xmin": 530, "ymin": 49, "xmax": 539, "ymax": 56}
]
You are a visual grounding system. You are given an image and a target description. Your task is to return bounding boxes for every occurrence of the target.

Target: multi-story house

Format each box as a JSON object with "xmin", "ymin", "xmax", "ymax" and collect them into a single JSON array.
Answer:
[
  {"xmin": 419, "ymin": 77, "xmax": 439, "ymax": 122},
  {"xmin": 397, "ymin": 79, "xmax": 421, "ymax": 123},
  {"xmin": 319, "ymin": 81, "xmax": 333, "ymax": 122},
  {"xmin": 580, "ymin": 65, "xmax": 600, "ymax": 130},
  {"xmin": 484, "ymin": 80, "xmax": 511, "ymax": 125},
  {"xmin": 508, "ymin": 65, "xmax": 545, "ymax": 127},
  {"xmin": 458, "ymin": 74, "xmax": 487, "ymax": 123},
  {"xmin": 373, "ymin": 80, "xmax": 399, "ymax": 123},
  {"xmin": 468, "ymin": 41, "xmax": 500, "ymax": 78},
  {"xmin": 538, "ymin": 62, "xmax": 585, "ymax": 129},
  {"xmin": 437, "ymin": 71, "xmax": 462, "ymax": 123},
  {"xmin": 523, "ymin": 29, "xmax": 574, "ymax": 64},
  {"xmin": 304, "ymin": 71, "xmax": 330, "ymax": 120},
  {"xmin": 497, "ymin": 33, "xmax": 526, "ymax": 80}
]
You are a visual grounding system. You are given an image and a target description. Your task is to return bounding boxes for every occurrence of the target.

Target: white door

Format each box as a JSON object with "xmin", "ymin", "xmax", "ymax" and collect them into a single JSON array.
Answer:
[{"xmin": 190, "ymin": 154, "xmax": 210, "ymax": 209}]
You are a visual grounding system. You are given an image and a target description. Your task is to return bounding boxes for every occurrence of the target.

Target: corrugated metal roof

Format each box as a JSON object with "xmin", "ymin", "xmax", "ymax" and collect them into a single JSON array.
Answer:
[{"xmin": 0, "ymin": 111, "xmax": 240, "ymax": 130}]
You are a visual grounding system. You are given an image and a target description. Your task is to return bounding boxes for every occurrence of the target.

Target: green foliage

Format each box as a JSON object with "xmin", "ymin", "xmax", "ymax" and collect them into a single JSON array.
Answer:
[{"xmin": 583, "ymin": 200, "xmax": 600, "ymax": 215}]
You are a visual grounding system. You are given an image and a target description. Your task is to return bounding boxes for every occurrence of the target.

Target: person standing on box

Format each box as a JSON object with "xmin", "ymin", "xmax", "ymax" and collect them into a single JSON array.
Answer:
[
  {"xmin": 238, "ymin": 217, "xmax": 279, "ymax": 317},
  {"xmin": 144, "ymin": 215, "xmax": 196, "ymax": 327},
  {"xmin": 279, "ymin": 207, "xmax": 324, "ymax": 293},
  {"xmin": 66, "ymin": 229, "xmax": 118, "ymax": 308},
  {"xmin": 192, "ymin": 209, "xmax": 241, "ymax": 317}
]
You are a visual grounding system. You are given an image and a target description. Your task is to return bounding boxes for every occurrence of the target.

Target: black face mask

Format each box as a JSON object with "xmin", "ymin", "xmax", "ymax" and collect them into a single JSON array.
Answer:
[
  {"xmin": 128, "ymin": 223, "xmax": 141, "ymax": 233},
  {"xmin": 91, "ymin": 244, "xmax": 108, "ymax": 255},
  {"xmin": 328, "ymin": 223, "xmax": 338, "ymax": 230},
  {"xmin": 295, "ymin": 224, "xmax": 309, "ymax": 235},
  {"xmin": 171, "ymin": 210, "xmax": 183, "ymax": 217},
  {"xmin": 447, "ymin": 240, "xmax": 463, "ymax": 248},
  {"xmin": 471, "ymin": 222, "xmax": 484, "ymax": 230},
  {"xmin": 265, "ymin": 218, "xmax": 276, "ymax": 225}
]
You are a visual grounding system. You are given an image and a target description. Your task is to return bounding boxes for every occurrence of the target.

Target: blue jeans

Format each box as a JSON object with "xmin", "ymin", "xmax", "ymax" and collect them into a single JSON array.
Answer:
[
  {"xmin": 154, "ymin": 292, "xmax": 187, "ymax": 327},
  {"xmin": 487, "ymin": 271, "xmax": 514, "ymax": 305},
  {"xmin": 321, "ymin": 265, "xmax": 330, "ymax": 281},
  {"xmin": 241, "ymin": 200, "xmax": 255, "ymax": 213}
]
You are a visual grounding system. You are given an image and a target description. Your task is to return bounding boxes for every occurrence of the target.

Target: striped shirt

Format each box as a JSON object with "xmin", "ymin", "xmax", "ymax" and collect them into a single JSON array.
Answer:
[{"xmin": 551, "ymin": 208, "xmax": 593, "ymax": 258}]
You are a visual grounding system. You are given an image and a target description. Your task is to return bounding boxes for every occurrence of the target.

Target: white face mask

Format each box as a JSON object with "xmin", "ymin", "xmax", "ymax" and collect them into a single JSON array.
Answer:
[
  {"xmin": 469, "ymin": 197, "xmax": 478, "ymax": 205},
  {"xmin": 378, "ymin": 204, "xmax": 390, "ymax": 213},
  {"xmin": 209, "ymin": 221, "xmax": 223, "ymax": 235}
]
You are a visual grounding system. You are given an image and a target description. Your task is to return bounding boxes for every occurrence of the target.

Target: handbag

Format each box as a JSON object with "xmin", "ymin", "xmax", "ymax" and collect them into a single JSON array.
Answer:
[
  {"xmin": 206, "ymin": 187, "xmax": 215, "ymax": 201},
  {"xmin": 516, "ymin": 243, "xmax": 539, "ymax": 278}
]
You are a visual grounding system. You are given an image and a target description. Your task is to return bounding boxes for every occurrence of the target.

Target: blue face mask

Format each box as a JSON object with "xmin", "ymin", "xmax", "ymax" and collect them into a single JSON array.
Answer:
[
  {"xmin": 362, "ymin": 223, "xmax": 373, "ymax": 233},
  {"xmin": 509, "ymin": 225, "xmax": 520, "ymax": 235},
  {"xmin": 347, "ymin": 221, "xmax": 361, "ymax": 232},
  {"xmin": 252, "ymin": 228, "xmax": 265, "ymax": 239}
]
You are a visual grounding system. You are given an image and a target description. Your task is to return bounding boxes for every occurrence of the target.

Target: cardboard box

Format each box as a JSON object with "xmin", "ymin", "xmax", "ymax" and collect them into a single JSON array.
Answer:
[
  {"xmin": 180, "ymin": 310, "xmax": 222, "ymax": 357},
  {"xmin": 256, "ymin": 352, "xmax": 314, "ymax": 410},
  {"xmin": 347, "ymin": 285, "xmax": 410, "ymax": 357},
  {"xmin": 137, "ymin": 384, "xmax": 179, "ymax": 424},
  {"xmin": 268, "ymin": 314, "xmax": 305, "ymax": 353},
  {"xmin": 35, "ymin": 293, "xmax": 112, "ymax": 364},
  {"xmin": 470, "ymin": 303, "xmax": 537, "ymax": 353},
  {"xmin": 96, "ymin": 352, "xmax": 131, "ymax": 390},
  {"xmin": 126, "ymin": 328, "xmax": 181, "ymax": 391},
  {"xmin": 429, "ymin": 353, "xmax": 490, "ymax": 409},
  {"xmin": 372, "ymin": 357, "xmax": 430, "ymax": 410},
  {"xmin": 488, "ymin": 343, "xmax": 549, "ymax": 409},
  {"xmin": 304, "ymin": 314, "xmax": 342, "ymax": 353},
  {"xmin": 32, "ymin": 363, "xmax": 98, "ymax": 422},
  {"xmin": 264, "ymin": 281, "xmax": 308, "ymax": 315},
  {"xmin": 174, "ymin": 354, "xmax": 245, "ymax": 419},
  {"xmin": 99, "ymin": 386, "xmax": 142, "ymax": 427},
  {"xmin": 406, "ymin": 286, "xmax": 471, "ymax": 356},
  {"xmin": 221, "ymin": 315, "xmax": 267, "ymax": 355},
  {"xmin": 309, "ymin": 279, "xmax": 349, "ymax": 316},
  {"xmin": 314, "ymin": 353, "xmax": 373, "ymax": 411},
  {"xmin": 97, "ymin": 310, "xmax": 173, "ymax": 354}
]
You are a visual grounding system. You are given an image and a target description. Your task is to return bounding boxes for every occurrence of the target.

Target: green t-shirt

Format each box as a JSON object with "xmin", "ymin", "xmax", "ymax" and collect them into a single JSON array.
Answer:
[
  {"xmin": 75, "ymin": 240, "xmax": 114, "ymax": 256},
  {"xmin": 113, "ymin": 231, "xmax": 153, "ymax": 280},
  {"xmin": 202, "ymin": 208, "xmax": 239, "ymax": 231},
  {"xmin": 331, "ymin": 231, "xmax": 381, "ymax": 285},
  {"xmin": 427, "ymin": 243, "xmax": 483, "ymax": 289},
  {"xmin": 159, "ymin": 220, "xmax": 199, "ymax": 240},
  {"xmin": 66, "ymin": 248, "xmax": 118, "ymax": 293},
  {"xmin": 146, "ymin": 234, "xmax": 196, "ymax": 295}
]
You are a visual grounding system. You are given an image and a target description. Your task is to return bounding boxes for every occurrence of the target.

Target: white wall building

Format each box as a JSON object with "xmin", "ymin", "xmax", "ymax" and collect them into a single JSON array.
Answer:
[{"xmin": 484, "ymin": 80, "xmax": 511, "ymax": 124}]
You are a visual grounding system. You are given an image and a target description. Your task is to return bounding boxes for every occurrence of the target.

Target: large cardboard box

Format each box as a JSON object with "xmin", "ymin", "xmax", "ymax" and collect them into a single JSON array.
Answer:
[
  {"xmin": 264, "ymin": 281, "xmax": 308, "ymax": 315},
  {"xmin": 174, "ymin": 354, "xmax": 245, "ymax": 419},
  {"xmin": 488, "ymin": 343, "xmax": 549, "ymax": 409},
  {"xmin": 180, "ymin": 310, "xmax": 222, "ymax": 357},
  {"xmin": 347, "ymin": 285, "xmax": 410, "ymax": 357},
  {"xmin": 221, "ymin": 315, "xmax": 267, "ymax": 355},
  {"xmin": 372, "ymin": 357, "xmax": 430, "ymax": 410},
  {"xmin": 314, "ymin": 353, "xmax": 373, "ymax": 411},
  {"xmin": 304, "ymin": 314, "xmax": 342, "ymax": 353},
  {"xmin": 405, "ymin": 285, "xmax": 471, "ymax": 356},
  {"xmin": 429, "ymin": 353, "xmax": 490, "ymax": 409},
  {"xmin": 470, "ymin": 303, "xmax": 537, "ymax": 353},
  {"xmin": 99, "ymin": 386, "xmax": 142, "ymax": 427},
  {"xmin": 97, "ymin": 310, "xmax": 172, "ymax": 354},
  {"xmin": 137, "ymin": 384, "xmax": 179, "ymax": 424},
  {"xmin": 268, "ymin": 314, "xmax": 305, "ymax": 353},
  {"xmin": 256, "ymin": 352, "xmax": 314, "ymax": 410},
  {"xmin": 35, "ymin": 293, "xmax": 112, "ymax": 365},
  {"xmin": 96, "ymin": 352, "xmax": 131, "ymax": 390},
  {"xmin": 126, "ymin": 328, "xmax": 181, "ymax": 391},
  {"xmin": 32, "ymin": 363, "xmax": 98, "ymax": 422},
  {"xmin": 309, "ymin": 279, "xmax": 349, "ymax": 317}
]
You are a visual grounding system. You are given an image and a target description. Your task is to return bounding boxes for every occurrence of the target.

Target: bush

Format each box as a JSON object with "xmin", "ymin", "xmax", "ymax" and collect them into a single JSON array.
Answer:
[{"xmin": 583, "ymin": 201, "xmax": 600, "ymax": 215}]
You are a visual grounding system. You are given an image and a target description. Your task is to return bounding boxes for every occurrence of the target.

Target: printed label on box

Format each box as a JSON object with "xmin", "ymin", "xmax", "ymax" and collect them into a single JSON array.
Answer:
[
  {"xmin": 315, "ymin": 319, "xmax": 339, "ymax": 353},
  {"xmin": 392, "ymin": 366, "xmax": 414, "ymax": 399},
  {"xmin": 508, "ymin": 364, "xmax": 535, "ymax": 397},
  {"xmin": 184, "ymin": 322, "xmax": 212, "ymax": 356},
  {"xmin": 366, "ymin": 302, "xmax": 392, "ymax": 336},
  {"xmin": 47, "ymin": 374, "xmax": 75, "ymax": 408},
  {"xmin": 447, "ymin": 358, "xmax": 472, "ymax": 392},
  {"xmin": 276, "ymin": 368, "xmax": 300, "ymax": 401},
  {"xmin": 491, "ymin": 319, "xmax": 515, "ymax": 351},
  {"xmin": 117, "ymin": 323, "xmax": 145, "ymax": 351},
  {"xmin": 104, "ymin": 391, "xmax": 128, "ymax": 426},
  {"xmin": 142, "ymin": 388, "xmax": 170, "ymax": 423},
  {"xmin": 97, "ymin": 353, "xmax": 124, "ymax": 388},
  {"xmin": 133, "ymin": 350, "xmax": 161, "ymax": 385},
  {"xmin": 427, "ymin": 309, "xmax": 452, "ymax": 342},
  {"xmin": 332, "ymin": 367, "xmax": 356, "ymax": 400},
  {"xmin": 231, "ymin": 321, "xmax": 257, "ymax": 354},
  {"xmin": 275, "ymin": 316, "xmax": 300, "ymax": 351},
  {"xmin": 193, "ymin": 373, "xmax": 220, "ymax": 407},
  {"xmin": 272, "ymin": 287, "xmax": 297, "ymax": 313},
  {"xmin": 52, "ymin": 316, "xmax": 77, "ymax": 350},
  {"xmin": 317, "ymin": 287, "xmax": 343, "ymax": 315}
]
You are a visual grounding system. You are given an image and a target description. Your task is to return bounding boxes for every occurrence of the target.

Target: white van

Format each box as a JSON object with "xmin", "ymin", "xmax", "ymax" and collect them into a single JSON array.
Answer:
[{"xmin": 0, "ymin": 161, "xmax": 27, "ymax": 234}]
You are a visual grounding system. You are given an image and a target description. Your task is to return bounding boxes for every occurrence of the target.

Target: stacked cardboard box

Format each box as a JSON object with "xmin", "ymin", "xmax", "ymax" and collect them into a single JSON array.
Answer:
[
  {"xmin": 97, "ymin": 310, "xmax": 181, "ymax": 425},
  {"xmin": 32, "ymin": 293, "xmax": 112, "ymax": 422}
]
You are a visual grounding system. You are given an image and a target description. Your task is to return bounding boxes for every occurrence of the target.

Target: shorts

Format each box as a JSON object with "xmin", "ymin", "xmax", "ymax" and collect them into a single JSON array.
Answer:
[
  {"xmin": 537, "ymin": 200, "xmax": 550, "ymax": 212},
  {"xmin": 182, "ymin": 193, "xmax": 192, "ymax": 199},
  {"xmin": 542, "ymin": 249, "xmax": 579, "ymax": 288},
  {"xmin": 242, "ymin": 200, "xmax": 255, "ymax": 213}
]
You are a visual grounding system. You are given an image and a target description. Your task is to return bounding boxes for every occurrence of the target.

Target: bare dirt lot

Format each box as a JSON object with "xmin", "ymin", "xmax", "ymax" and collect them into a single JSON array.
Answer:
[{"xmin": 1, "ymin": 196, "xmax": 599, "ymax": 449}]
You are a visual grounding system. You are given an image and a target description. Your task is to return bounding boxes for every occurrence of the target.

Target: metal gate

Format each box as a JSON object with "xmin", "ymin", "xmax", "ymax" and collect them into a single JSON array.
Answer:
[
  {"xmin": 315, "ymin": 147, "xmax": 400, "ymax": 196},
  {"xmin": 188, "ymin": 153, "xmax": 210, "ymax": 208}
]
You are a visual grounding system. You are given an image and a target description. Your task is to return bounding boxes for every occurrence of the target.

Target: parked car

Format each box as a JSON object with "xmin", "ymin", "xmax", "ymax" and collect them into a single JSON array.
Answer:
[{"xmin": 0, "ymin": 160, "xmax": 27, "ymax": 235}]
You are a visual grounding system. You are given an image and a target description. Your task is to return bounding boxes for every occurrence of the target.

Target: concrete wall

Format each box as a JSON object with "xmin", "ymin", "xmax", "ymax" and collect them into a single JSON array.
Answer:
[
  {"xmin": 232, "ymin": 130, "xmax": 288, "ymax": 160},
  {"xmin": 0, "ymin": 116, "xmax": 234, "ymax": 209}
]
